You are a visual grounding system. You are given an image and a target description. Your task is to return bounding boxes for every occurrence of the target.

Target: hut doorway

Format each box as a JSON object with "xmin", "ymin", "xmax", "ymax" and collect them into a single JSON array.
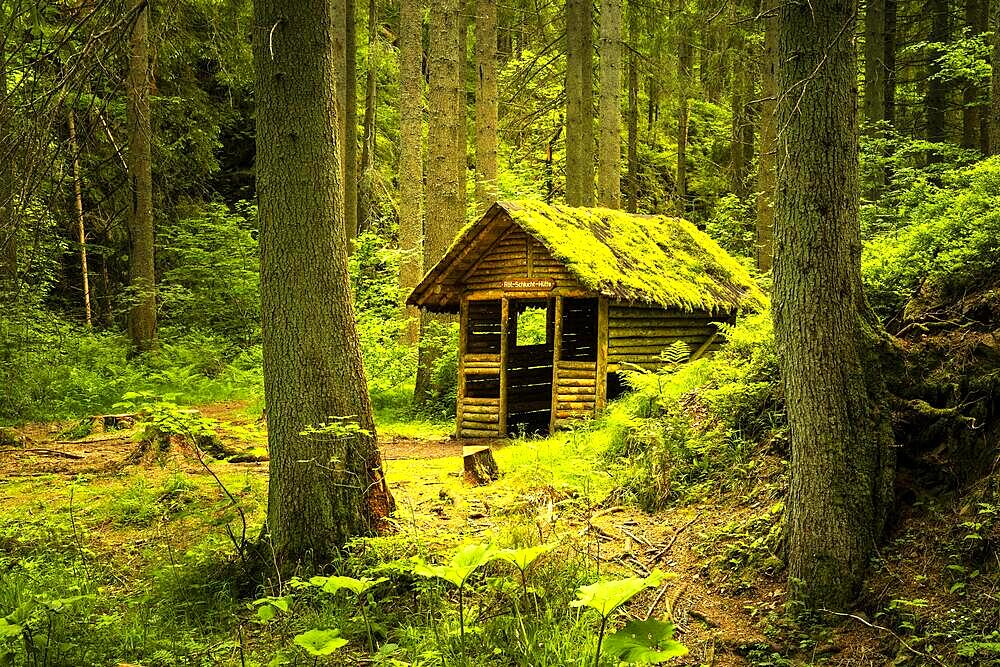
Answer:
[{"xmin": 505, "ymin": 298, "xmax": 555, "ymax": 435}]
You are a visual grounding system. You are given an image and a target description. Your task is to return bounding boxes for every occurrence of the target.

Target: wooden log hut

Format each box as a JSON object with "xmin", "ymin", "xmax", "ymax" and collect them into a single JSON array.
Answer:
[{"xmin": 407, "ymin": 200, "xmax": 766, "ymax": 439}]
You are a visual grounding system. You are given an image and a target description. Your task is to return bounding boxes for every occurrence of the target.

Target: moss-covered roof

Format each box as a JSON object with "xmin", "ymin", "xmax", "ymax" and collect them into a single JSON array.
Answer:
[{"xmin": 408, "ymin": 200, "xmax": 767, "ymax": 313}]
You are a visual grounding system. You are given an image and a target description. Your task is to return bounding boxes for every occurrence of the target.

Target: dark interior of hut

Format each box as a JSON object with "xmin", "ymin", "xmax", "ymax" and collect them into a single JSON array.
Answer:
[{"xmin": 506, "ymin": 299, "xmax": 555, "ymax": 435}]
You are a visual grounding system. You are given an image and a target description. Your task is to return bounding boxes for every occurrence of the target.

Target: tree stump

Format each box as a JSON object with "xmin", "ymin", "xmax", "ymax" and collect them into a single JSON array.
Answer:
[{"xmin": 463, "ymin": 445, "xmax": 500, "ymax": 485}]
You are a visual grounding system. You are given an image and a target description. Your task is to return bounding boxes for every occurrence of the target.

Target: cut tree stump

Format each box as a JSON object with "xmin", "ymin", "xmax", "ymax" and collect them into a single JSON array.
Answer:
[
  {"xmin": 92, "ymin": 413, "xmax": 136, "ymax": 432},
  {"xmin": 463, "ymin": 445, "xmax": 500, "ymax": 485}
]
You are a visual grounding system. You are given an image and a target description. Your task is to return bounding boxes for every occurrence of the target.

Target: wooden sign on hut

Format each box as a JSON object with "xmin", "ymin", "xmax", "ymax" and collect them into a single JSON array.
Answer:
[{"xmin": 407, "ymin": 200, "xmax": 766, "ymax": 439}]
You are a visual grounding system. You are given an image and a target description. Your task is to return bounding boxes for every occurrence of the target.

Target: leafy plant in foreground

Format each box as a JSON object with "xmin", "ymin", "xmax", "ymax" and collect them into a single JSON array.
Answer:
[
  {"xmin": 410, "ymin": 543, "xmax": 498, "ymax": 648},
  {"xmin": 570, "ymin": 570, "xmax": 678, "ymax": 666},
  {"xmin": 302, "ymin": 575, "xmax": 388, "ymax": 651}
]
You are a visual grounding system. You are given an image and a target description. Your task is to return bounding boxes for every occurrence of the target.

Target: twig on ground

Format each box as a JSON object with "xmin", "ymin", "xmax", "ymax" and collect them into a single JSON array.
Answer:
[
  {"xmin": 0, "ymin": 448, "xmax": 84, "ymax": 459},
  {"xmin": 652, "ymin": 512, "xmax": 703, "ymax": 562},
  {"xmin": 819, "ymin": 608, "xmax": 948, "ymax": 667}
]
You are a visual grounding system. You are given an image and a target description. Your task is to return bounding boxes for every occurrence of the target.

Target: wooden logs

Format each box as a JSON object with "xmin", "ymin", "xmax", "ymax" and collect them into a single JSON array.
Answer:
[{"xmin": 464, "ymin": 445, "xmax": 500, "ymax": 485}]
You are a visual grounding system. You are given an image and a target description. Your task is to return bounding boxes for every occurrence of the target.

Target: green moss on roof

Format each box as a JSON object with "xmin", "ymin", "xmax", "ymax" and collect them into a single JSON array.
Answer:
[{"xmin": 500, "ymin": 200, "xmax": 766, "ymax": 313}]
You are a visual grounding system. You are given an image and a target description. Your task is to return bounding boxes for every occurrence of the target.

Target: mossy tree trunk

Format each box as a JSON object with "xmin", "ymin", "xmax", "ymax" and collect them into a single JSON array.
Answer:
[
  {"xmin": 416, "ymin": 0, "xmax": 464, "ymax": 405},
  {"xmin": 962, "ymin": 0, "xmax": 986, "ymax": 150},
  {"xmin": 625, "ymin": 1, "xmax": 639, "ymax": 213},
  {"xmin": 253, "ymin": 0, "xmax": 393, "ymax": 566},
  {"xmin": 774, "ymin": 0, "xmax": 896, "ymax": 610},
  {"xmin": 925, "ymin": 0, "xmax": 949, "ymax": 149},
  {"xmin": 358, "ymin": 0, "xmax": 378, "ymax": 234},
  {"xmin": 399, "ymin": 0, "xmax": 425, "ymax": 345},
  {"xmin": 566, "ymin": 0, "xmax": 594, "ymax": 206},
  {"xmin": 345, "ymin": 0, "xmax": 359, "ymax": 247},
  {"xmin": 990, "ymin": 0, "xmax": 1000, "ymax": 153},
  {"xmin": 126, "ymin": 0, "xmax": 156, "ymax": 351},
  {"xmin": 475, "ymin": 0, "xmax": 498, "ymax": 214},
  {"xmin": 597, "ymin": 0, "xmax": 622, "ymax": 208},
  {"xmin": 675, "ymin": 27, "xmax": 691, "ymax": 213}
]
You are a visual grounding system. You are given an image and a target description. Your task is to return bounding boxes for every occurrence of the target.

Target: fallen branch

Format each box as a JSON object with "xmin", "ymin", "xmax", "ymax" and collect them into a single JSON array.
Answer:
[
  {"xmin": 652, "ymin": 511, "xmax": 703, "ymax": 562},
  {"xmin": 0, "ymin": 448, "xmax": 85, "ymax": 459},
  {"xmin": 819, "ymin": 608, "xmax": 948, "ymax": 667}
]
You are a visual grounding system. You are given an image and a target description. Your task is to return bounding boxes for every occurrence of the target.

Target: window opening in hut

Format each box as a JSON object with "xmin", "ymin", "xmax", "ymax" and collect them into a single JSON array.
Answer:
[
  {"xmin": 515, "ymin": 306, "xmax": 549, "ymax": 346},
  {"xmin": 506, "ymin": 299, "xmax": 554, "ymax": 435},
  {"xmin": 560, "ymin": 298, "xmax": 598, "ymax": 361},
  {"xmin": 466, "ymin": 299, "xmax": 502, "ymax": 354}
]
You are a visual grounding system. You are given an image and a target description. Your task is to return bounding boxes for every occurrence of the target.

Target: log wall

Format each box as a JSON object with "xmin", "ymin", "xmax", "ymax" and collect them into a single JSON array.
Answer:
[{"xmin": 607, "ymin": 302, "xmax": 729, "ymax": 372}]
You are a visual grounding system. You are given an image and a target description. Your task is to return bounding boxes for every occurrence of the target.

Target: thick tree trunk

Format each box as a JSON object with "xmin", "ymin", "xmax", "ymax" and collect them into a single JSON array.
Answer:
[
  {"xmin": 416, "ymin": 0, "xmax": 464, "ymax": 404},
  {"xmin": 399, "ymin": 0, "xmax": 425, "ymax": 346},
  {"xmin": 252, "ymin": 0, "xmax": 393, "ymax": 566},
  {"xmin": 345, "ymin": 0, "xmax": 360, "ymax": 246},
  {"xmin": 598, "ymin": 0, "xmax": 622, "ymax": 208},
  {"xmin": 126, "ymin": 0, "xmax": 156, "ymax": 351},
  {"xmin": 358, "ymin": 0, "xmax": 378, "ymax": 234},
  {"xmin": 885, "ymin": 0, "xmax": 897, "ymax": 125},
  {"xmin": 68, "ymin": 109, "xmax": 92, "ymax": 327},
  {"xmin": 756, "ymin": 4, "xmax": 777, "ymax": 273},
  {"xmin": 457, "ymin": 7, "xmax": 469, "ymax": 218},
  {"xmin": 475, "ymin": 0, "xmax": 498, "ymax": 213},
  {"xmin": 626, "ymin": 7, "xmax": 639, "ymax": 214},
  {"xmin": 774, "ymin": 0, "xmax": 895, "ymax": 610},
  {"xmin": 565, "ymin": 0, "xmax": 595, "ymax": 206},
  {"xmin": 675, "ymin": 32, "xmax": 691, "ymax": 213},
  {"xmin": 926, "ymin": 0, "xmax": 949, "ymax": 147}
]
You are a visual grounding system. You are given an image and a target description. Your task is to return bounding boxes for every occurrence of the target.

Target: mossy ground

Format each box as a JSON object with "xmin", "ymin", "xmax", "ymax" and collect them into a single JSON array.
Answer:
[{"xmin": 1, "ymin": 399, "xmax": 997, "ymax": 666}]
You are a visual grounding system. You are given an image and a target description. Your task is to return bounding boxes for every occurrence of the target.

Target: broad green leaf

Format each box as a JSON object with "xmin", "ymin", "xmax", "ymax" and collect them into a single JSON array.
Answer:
[
  {"xmin": 0, "ymin": 618, "xmax": 22, "ymax": 639},
  {"xmin": 411, "ymin": 543, "xmax": 498, "ymax": 588},
  {"xmin": 570, "ymin": 570, "xmax": 669, "ymax": 618},
  {"xmin": 293, "ymin": 629, "xmax": 349, "ymax": 656},
  {"xmin": 604, "ymin": 619, "xmax": 689, "ymax": 664},
  {"xmin": 309, "ymin": 575, "xmax": 388, "ymax": 596},
  {"xmin": 494, "ymin": 543, "xmax": 557, "ymax": 572}
]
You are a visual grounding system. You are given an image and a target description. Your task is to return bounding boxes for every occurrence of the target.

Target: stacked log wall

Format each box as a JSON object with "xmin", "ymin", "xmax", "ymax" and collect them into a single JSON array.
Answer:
[{"xmin": 607, "ymin": 303, "xmax": 728, "ymax": 371}]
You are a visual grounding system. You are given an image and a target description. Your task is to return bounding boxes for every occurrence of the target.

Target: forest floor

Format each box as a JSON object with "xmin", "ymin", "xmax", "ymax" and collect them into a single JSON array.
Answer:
[{"xmin": 0, "ymin": 401, "xmax": 994, "ymax": 666}]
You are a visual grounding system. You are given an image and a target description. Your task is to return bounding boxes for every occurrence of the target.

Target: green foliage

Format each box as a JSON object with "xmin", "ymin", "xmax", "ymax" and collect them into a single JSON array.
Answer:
[
  {"xmin": 862, "ymin": 157, "xmax": 1000, "ymax": 318},
  {"xmin": 603, "ymin": 618, "xmax": 688, "ymax": 664},
  {"xmin": 293, "ymin": 628, "xmax": 349, "ymax": 656},
  {"xmin": 569, "ymin": 570, "xmax": 667, "ymax": 618}
]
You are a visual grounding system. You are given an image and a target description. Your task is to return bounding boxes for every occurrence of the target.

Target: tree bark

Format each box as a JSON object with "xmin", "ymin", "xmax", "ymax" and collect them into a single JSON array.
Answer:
[
  {"xmin": 457, "ymin": 7, "xmax": 469, "ymax": 218},
  {"xmin": 864, "ymin": 0, "xmax": 887, "ymax": 127},
  {"xmin": 625, "ymin": 4, "xmax": 639, "ymax": 214},
  {"xmin": 884, "ymin": 0, "xmax": 897, "ymax": 125},
  {"xmin": 399, "ymin": 0, "xmax": 425, "ymax": 345},
  {"xmin": 598, "ymin": 0, "xmax": 622, "ymax": 208},
  {"xmin": 675, "ymin": 30, "xmax": 691, "ymax": 213},
  {"xmin": 963, "ymin": 0, "xmax": 986, "ymax": 149},
  {"xmin": 774, "ymin": 0, "xmax": 895, "ymax": 610},
  {"xmin": 252, "ymin": 0, "xmax": 393, "ymax": 566},
  {"xmin": 992, "ymin": 0, "xmax": 1000, "ymax": 153},
  {"xmin": 475, "ymin": 0, "xmax": 499, "ymax": 213},
  {"xmin": 346, "ymin": 0, "xmax": 360, "ymax": 246},
  {"xmin": 416, "ymin": 0, "xmax": 464, "ymax": 404},
  {"xmin": 565, "ymin": 0, "xmax": 595, "ymax": 206},
  {"xmin": 126, "ymin": 0, "xmax": 156, "ymax": 351},
  {"xmin": 0, "ymin": 47, "xmax": 16, "ymax": 287},
  {"xmin": 926, "ymin": 0, "xmax": 949, "ymax": 147},
  {"xmin": 730, "ymin": 59, "xmax": 748, "ymax": 197},
  {"xmin": 357, "ymin": 0, "xmax": 378, "ymax": 234},
  {"xmin": 756, "ymin": 2, "xmax": 777, "ymax": 273},
  {"xmin": 68, "ymin": 109, "xmax": 92, "ymax": 327}
]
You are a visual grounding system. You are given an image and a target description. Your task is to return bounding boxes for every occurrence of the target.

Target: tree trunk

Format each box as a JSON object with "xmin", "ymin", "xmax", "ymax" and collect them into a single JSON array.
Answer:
[
  {"xmin": 475, "ymin": 0, "xmax": 498, "ymax": 213},
  {"xmin": 126, "ymin": 0, "xmax": 156, "ymax": 351},
  {"xmin": 399, "ymin": 0, "xmax": 425, "ymax": 345},
  {"xmin": 597, "ymin": 0, "xmax": 622, "ymax": 208},
  {"xmin": 963, "ymin": 0, "xmax": 985, "ymax": 149},
  {"xmin": 457, "ymin": 7, "xmax": 469, "ymax": 218},
  {"xmin": 774, "ymin": 0, "xmax": 895, "ymax": 610},
  {"xmin": 345, "ymin": 0, "xmax": 360, "ymax": 247},
  {"xmin": 625, "ymin": 5, "xmax": 639, "ymax": 214},
  {"xmin": 416, "ymin": 0, "xmax": 464, "ymax": 404},
  {"xmin": 675, "ymin": 32, "xmax": 691, "ymax": 213},
  {"xmin": 926, "ymin": 0, "xmax": 949, "ymax": 147},
  {"xmin": 885, "ymin": 0, "xmax": 897, "ymax": 125},
  {"xmin": 0, "ymin": 47, "xmax": 15, "ymax": 287},
  {"xmin": 864, "ymin": 0, "xmax": 887, "ymax": 127},
  {"xmin": 252, "ymin": 0, "xmax": 394, "ymax": 566},
  {"xmin": 756, "ymin": 1, "xmax": 777, "ymax": 273},
  {"xmin": 565, "ymin": 0, "xmax": 595, "ymax": 206},
  {"xmin": 992, "ymin": 0, "xmax": 1000, "ymax": 153},
  {"xmin": 357, "ymin": 0, "xmax": 378, "ymax": 235},
  {"xmin": 730, "ymin": 61, "xmax": 748, "ymax": 197},
  {"xmin": 68, "ymin": 109, "xmax": 92, "ymax": 327}
]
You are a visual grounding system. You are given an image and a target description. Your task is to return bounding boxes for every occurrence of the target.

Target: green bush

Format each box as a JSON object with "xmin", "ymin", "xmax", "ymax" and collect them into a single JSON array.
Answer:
[{"xmin": 862, "ymin": 157, "xmax": 1000, "ymax": 318}]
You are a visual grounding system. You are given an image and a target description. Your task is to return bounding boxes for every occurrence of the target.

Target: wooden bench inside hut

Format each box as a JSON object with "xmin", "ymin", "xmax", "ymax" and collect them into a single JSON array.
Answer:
[{"xmin": 407, "ymin": 200, "xmax": 766, "ymax": 439}]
